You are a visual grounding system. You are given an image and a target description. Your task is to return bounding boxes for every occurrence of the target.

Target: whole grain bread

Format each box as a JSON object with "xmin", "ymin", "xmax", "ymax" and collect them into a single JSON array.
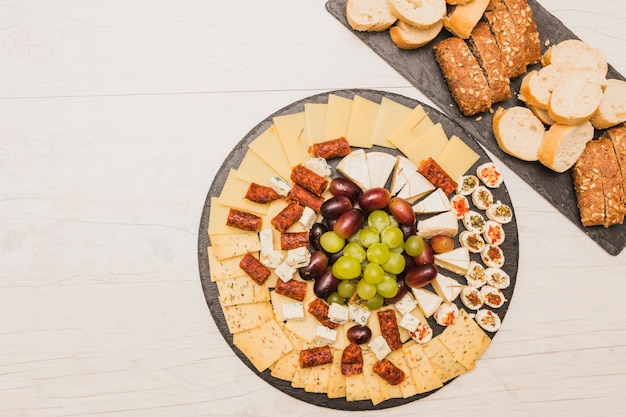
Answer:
[
  {"xmin": 468, "ymin": 21, "xmax": 511, "ymax": 103},
  {"xmin": 602, "ymin": 125, "xmax": 626, "ymax": 214},
  {"xmin": 500, "ymin": 0, "xmax": 541, "ymax": 66},
  {"xmin": 572, "ymin": 140, "xmax": 607, "ymax": 227},
  {"xmin": 483, "ymin": 0, "xmax": 527, "ymax": 79}
]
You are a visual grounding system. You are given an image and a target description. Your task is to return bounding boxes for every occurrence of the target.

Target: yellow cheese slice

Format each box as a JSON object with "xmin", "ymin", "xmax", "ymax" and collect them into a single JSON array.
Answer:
[
  {"xmin": 209, "ymin": 232, "xmax": 260, "ymax": 260},
  {"xmin": 304, "ymin": 359, "xmax": 331, "ymax": 394},
  {"xmin": 346, "ymin": 95, "xmax": 380, "ymax": 148},
  {"xmin": 235, "ymin": 149, "xmax": 283, "ymax": 187},
  {"xmin": 323, "ymin": 94, "xmax": 353, "ymax": 141},
  {"xmin": 387, "ymin": 349, "xmax": 418, "ymax": 399},
  {"xmin": 269, "ymin": 280, "xmax": 313, "ymax": 321},
  {"xmin": 304, "ymin": 102, "xmax": 327, "ymax": 145},
  {"xmin": 233, "ymin": 319, "xmax": 293, "ymax": 372},
  {"xmin": 438, "ymin": 309, "xmax": 491, "ymax": 370},
  {"xmin": 208, "ymin": 197, "xmax": 254, "ymax": 236},
  {"xmin": 270, "ymin": 328, "xmax": 309, "ymax": 381},
  {"xmin": 435, "ymin": 135, "xmax": 480, "ymax": 182},
  {"xmin": 218, "ymin": 169, "xmax": 270, "ymax": 215},
  {"xmin": 345, "ymin": 373, "xmax": 370, "ymax": 401},
  {"xmin": 388, "ymin": 105, "xmax": 431, "ymax": 149},
  {"xmin": 207, "ymin": 246, "xmax": 247, "ymax": 281},
  {"xmin": 327, "ymin": 348, "xmax": 347, "ymax": 399},
  {"xmin": 423, "ymin": 337, "xmax": 470, "ymax": 383},
  {"xmin": 216, "ymin": 276, "xmax": 271, "ymax": 306},
  {"xmin": 222, "ymin": 301, "xmax": 274, "ymax": 333},
  {"xmin": 361, "ymin": 349, "xmax": 391, "ymax": 405},
  {"xmin": 291, "ymin": 365, "xmax": 312, "ymax": 389},
  {"xmin": 284, "ymin": 297, "xmax": 320, "ymax": 343},
  {"xmin": 402, "ymin": 340, "xmax": 443, "ymax": 393},
  {"xmin": 371, "ymin": 97, "xmax": 413, "ymax": 148},
  {"xmin": 399, "ymin": 122, "xmax": 449, "ymax": 168},
  {"xmin": 273, "ymin": 111, "xmax": 311, "ymax": 167},
  {"xmin": 248, "ymin": 124, "xmax": 292, "ymax": 181}
]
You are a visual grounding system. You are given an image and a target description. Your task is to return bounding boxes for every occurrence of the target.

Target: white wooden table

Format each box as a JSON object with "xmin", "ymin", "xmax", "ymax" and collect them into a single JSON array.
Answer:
[{"xmin": 1, "ymin": 1, "xmax": 625, "ymax": 416}]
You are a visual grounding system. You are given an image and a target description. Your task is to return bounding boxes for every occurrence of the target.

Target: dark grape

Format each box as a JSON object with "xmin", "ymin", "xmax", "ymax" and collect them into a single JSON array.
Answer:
[
  {"xmin": 309, "ymin": 222, "xmax": 328, "ymax": 252},
  {"xmin": 314, "ymin": 267, "xmax": 341, "ymax": 299},
  {"xmin": 384, "ymin": 276, "xmax": 409, "ymax": 305},
  {"xmin": 298, "ymin": 251, "xmax": 328, "ymax": 280},
  {"xmin": 357, "ymin": 187, "xmax": 391, "ymax": 213},
  {"xmin": 414, "ymin": 241, "xmax": 434, "ymax": 265},
  {"xmin": 333, "ymin": 208, "xmax": 366, "ymax": 239},
  {"xmin": 400, "ymin": 222, "xmax": 417, "ymax": 240},
  {"xmin": 320, "ymin": 196, "xmax": 352, "ymax": 220},
  {"xmin": 404, "ymin": 264, "xmax": 438, "ymax": 289},
  {"xmin": 327, "ymin": 249, "xmax": 344, "ymax": 265},
  {"xmin": 347, "ymin": 325, "xmax": 372, "ymax": 344},
  {"xmin": 329, "ymin": 177, "xmax": 362, "ymax": 201},
  {"xmin": 388, "ymin": 197, "xmax": 416, "ymax": 225}
]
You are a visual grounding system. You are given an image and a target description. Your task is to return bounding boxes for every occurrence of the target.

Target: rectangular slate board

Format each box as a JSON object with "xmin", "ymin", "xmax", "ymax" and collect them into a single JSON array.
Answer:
[{"xmin": 326, "ymin": 0, "xmax": 626, "ymax": 255}]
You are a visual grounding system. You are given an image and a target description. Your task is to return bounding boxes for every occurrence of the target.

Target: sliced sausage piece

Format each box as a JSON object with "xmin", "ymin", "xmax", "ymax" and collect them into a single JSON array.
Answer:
[
  {"xmin": 341, "ymin": 342, "xmax": 363, "ymax": 376},
  {"xmin": 310, "ymin": 137, "xmax": 351, "ymax": 159},
  {"xmin": 244, "ymin": 182, "xmax": 282, "ymax": 204},
  {"xmin": 271, "ymin": 201, "xmax": 304, "ymax": 233},
  {"xmin": 291, "ymin": 164, "xmax": 329, "ymax": 196},
  {"xmin": 226, "ymin": 208, "xmax": 262, "ymax": 232},
  {"xmin": 418, "ymin": 157, "xmax": 458, "ymax": 195},
  {"xmin": 238, "ymin": 252, "xmax": 271, "ymax": 285},
  {"xmin": 377, "ymin": 309, "xmax": 402, "ymax": 351},
  {"xmin": 307, "ymin": 298, "xmax": 339, "ymax": 329},
  {"xmin": 280, "ymin": 232, "xmax": 310, "ymax": 250},
  {"xmin": 274, "ymin": 279, "xmax": 307, "ymax": 302},
  {"xmin": 372, "ymin": 359, "xmax": 406, "ymax": 385},
  {"xmin": 289, "ymin": 184, "xmax": 324, "ymax": 213},
  {"xmin": 299, "ymin": 345, "xmax": 333, "ymax": 368}
]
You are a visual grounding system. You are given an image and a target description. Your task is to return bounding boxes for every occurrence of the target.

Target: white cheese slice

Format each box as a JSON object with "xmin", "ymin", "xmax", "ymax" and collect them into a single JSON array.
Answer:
[
  {"xmin": 434, "ymin": 246, "xmax": 471, "ymax": 275},
  {"xmin": 397, "ymin": 170, "xmax": 435, "ymax": 202},
  {"xmin": 417, "ymin": 210, "xmax": 459, "ymax": 239},
  {"xmin": 298, "ymin": 206, "xmax": 317, "ymax": 230},
  {"xmin": 269, "ymin": 176, "xmax": 292, "ymax": 196},
  {"xmin": 394, "ymin": 293, "xmax": 418, "ymax": 316},
  {"xmin": 368, "ymin": 335, "xmax": 392, "ymax": 361},
  {"xmin": 314, "ymin": 325, "xmax": 338, "ymax": 345},
  {"xmin": 366, "ymin": 151, "xmax": 397, "ymax": 188},
  {"xmin": 390, "ymin": 156, "xmax": 418, "ymax": 195},
  {"xmin": 398, "ymin": 312, "xmax": 421, "ymax": 333},
  {"xmin": 413, "ymin": 188, "xmax": 452, "ymax": 214},
  {"xmin": 337, "ymin": 149, "xmax": 371, "ymax": 190},
  {"xmin": 302, "ymin": 157, "xmax": 331, "ymax": 178},
  {"xmin": 348, "ymin": 304, "xmax": 372, "ymax": 326},
  {"xmin": 286, "ymin": 247, "xmax": 311, "ymax": 268},
  {"xmin": 282, "ymin": 302, "xmax": 305, "ymax": 321},
  {"xmin": 430, "ymin": 273, "xmax": 463, "ymax": 303},
  {"xmin": 275, "ymin": 261, "xmax": 296, "ymax": 282},
  {"xmin": 410, "ymin": 288, "xmax": 443, "ymax": 318},
  {"xmin": 328, "ymin": 303, "xmax": 349, "ymax": 325}
]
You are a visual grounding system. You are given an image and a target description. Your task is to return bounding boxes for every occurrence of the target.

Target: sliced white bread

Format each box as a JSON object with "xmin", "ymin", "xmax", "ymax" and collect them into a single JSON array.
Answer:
[
  {"xmin": 542, "ymin": 39, "xmax": 608, "ymax": 76},
  {"xmin": 538, "ymin": 121, "xmax": 594, "ymax": 173},
  {"xmin": 346, "ymin": 0, "xmax": 398, "ymax": 32},
  {"xmin": 548, "ymin": 69, "xmax": 606, "ymax": 125},
  {"xmin": 493, "ymin": 106, "xmax": 546, "ymax": 161},
  {"xmin": 446, "ymin": 0, "xmax": 473, "ymax": 4},
  {"xmin": 528, "ymin": 104, "xmax": 555, "ymax": 125},
  {"xmin": 443, "ymin": 0, "xmax": 490, "ymax": 39},
  {"xmin": 591, "ymin": 79, "xmax": 626, "ymax": 129},
  {"xmin": 388, "ymin": 0, "xmax": 446, "ymax": 29},
  {"xmin": 390, "ymin": 18, "xmax": 443, "ymax": 49},
  {"xmin": 518, "ymin": 64, "xmax": 571, "ymax": 110}
]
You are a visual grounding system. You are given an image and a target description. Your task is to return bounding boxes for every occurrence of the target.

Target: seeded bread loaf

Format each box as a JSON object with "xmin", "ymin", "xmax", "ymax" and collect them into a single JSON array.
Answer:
[
  {"xmin": 483, "ymin": 0, "xmax": 527, "ymax": 79},
  {"xmin": 492, "ymin": 106, "xmax": 545, "ymax": 161},
  {"xmin": 501, "ymin": 0, "xmax": 541, "ymax": 66},
  {"xmin": 390, "ymin": 19, "xmax": 443, "ymax": 50},
  {"xmin": 468, "ymin": 21, "xmax": 511, "ymax": 103},
  {"xmin": 602, "ymin": 125, "xmax": 626, "ymax": 214},
  {"xmin": 537, "ymin": 121, "xmax": 594, "ymax": 173},
  {"xmin": 573, "ymin": 140, "xmax": 608, "ymax": 227},
  {"xmin": 443, "ymin": 0, "xmax": 490, "ymax": 39},
  {"xmin": 433, "ymin": 36, "xmax": 493, "ymax": 116},
  {"xmin": 346, "ymin": 0, "xmax": 397, "ymax": 32}
]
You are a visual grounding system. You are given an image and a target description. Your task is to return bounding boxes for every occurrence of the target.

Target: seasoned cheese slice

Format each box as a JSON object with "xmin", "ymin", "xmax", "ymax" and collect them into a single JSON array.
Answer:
[
  {"xmin": 234, "ymin": 150, "xmax": 280, "ymax": 187},
  {"xmin": 323, "ymin": 94, "xmax": 353, "ymax": 141},
  {"xmin": 346, "ymin": 95, "xmax": 380, "ymax": 148},
  {"xmin": 434, "ymin": 247, "xmax": 471, "ymax": 275},
  {"xmin": 222, "ymin": 301, "xmax": 274, "ymax": 333},
  {"xmin": 327, "ymin": 347, "xmax": 347, "ymax": 398},
  {"xmin": 388, "ymin": 105, "xmax": 431, "ymax": 149},
  {"xmin": 218, "ymin": 169, "xmax": 270, "ymax": 215},
  {"xmin": 208, "ymin": 197, "xmax": 254, "ymax": 236},
  {"xmin": 417, "ymin": 210, "xmax": 459, "ymax": 238},
  {"xmin": 438, "ymin": 309, "xmax": 491, "ymax": 370},
  {"xmin": 387, "ymin": 349, "xmax": 418, "ymax": 398},
  {"xmin": 399, "ymin": 122, "xmax": 449, "ymax": 167},
  {"xmin": 304, "ymin": 102, "xmax": 327, "ymax": 145},
  {"xmin": 371, "ymin": 97, "xmax": 413, "ymax": 148},
  {"xmin": 361, "ymin": 349, "xmax": 391, "ymax": 405},
  {"xmin": 366, "ymin": 151, "xmax": 397, "ymax": 188},
  {"xmin": 207, "ymin": 246, "xmax": 247, "ymax": 281},
  {"xmin": 423, "ymin": 337, "xmax": 470, "ymax": 383},
  {"xmin": 337, "ymin": 149, "xmax": 371, "ymax": 190},
  {"xmin": 284, "ymin": 297, "xmax": 321, "ymax": 343},
  {"xmin": 273, "ymin": 111, "xmax": 311, "ymax": 167},
  {"xmin": 397, "ymin": 171, "xmax": 435, "ymax": 202},
  {"xmin": 248, "ymin": 124, "xmax": 292, "ymax": 181},
  {"xmin": 430, "ymin": 273, "xmax": 463, "ymax": 303},
  {"xmin": 390, "ymin": 156, "xmax": 418, "ymax": 195},
  {"xmin": 217, "ymin": 276, "xmax": 271, "ymax": 306},
  {"xmin": 413, "ymin": 188, "xmax": 452, "ymax": 214},
  {"xmin": 209, "ymin": 232, "xmax": 260, "ymax": 260},
  {"xmin": 345, "ymin": 373, "xmax": 370, "ymax": 401},
  {"xmin": 411, "ymin": 287, "xmax": 443, "ymax": 318},
  {"xmin": 435, "ymin": 135, "xmax": 480, "ymax": 182},
  {"xmin": 232, "ymin": 319, "xmax": 293, "ymax": 372},
  {"xmin": 402, "ymin": 340, "xmax": 443, "ymax": 393}
]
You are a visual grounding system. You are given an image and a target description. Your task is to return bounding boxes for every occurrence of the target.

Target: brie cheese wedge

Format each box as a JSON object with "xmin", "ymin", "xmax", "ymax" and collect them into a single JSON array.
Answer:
[
  {"xmin": 337, "ymin": 149, "xmax": 370, "ymax": 190},
  {"xmin": 397, "ymin": 171, "xmax": 435, "ymax": 202},
  {"xmin": 366, "ymin": 151, "xmax": 396, "ymax": 188},
  {"xmin": 417, "ymin": 210, "xmax": 458, "ymax": 238},
  {"xmin": 413, "ymin": 188, "xmax": 451, "ymax": 214},
  {"xmin": 433, "ymin": 246, "xmax": 470, "ymax": 275},
  {"xmin": 430, "ymin": 273, "xmax": 463, "ymax": 303},
  {"xmin": 390, "ymin": 156, "xmax": 418, "ymax": 195}
]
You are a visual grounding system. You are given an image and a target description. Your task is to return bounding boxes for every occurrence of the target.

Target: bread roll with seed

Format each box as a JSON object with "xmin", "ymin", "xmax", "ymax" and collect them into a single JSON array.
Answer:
[
  {"xmin": 548, "ymin": 70, "xmax": 606, "ymax": 125},
  {"xmin": 537, "ymin": 121, "xmax": 594, "ymax": 173},
  {"xmin": 390, "ymin": 19, "xmax": 443, "ymax": 49},
  {"xmin": 346, "ymin": 0, "xmax": 397, "ymax": 32},
  {"xmin": 388, "ymin": 0, "xmax": 446, "ymax": 29},
  {"xmin": 591, "ymin": 79, "xmax": 626, "ymax": 129},
  {"xmin": 443, "ymin": 0, "xmax": 490, "ymax": 39},
  {"xmin": 492, "ymin": 106, "xmax": 545, "ymax": 161}
]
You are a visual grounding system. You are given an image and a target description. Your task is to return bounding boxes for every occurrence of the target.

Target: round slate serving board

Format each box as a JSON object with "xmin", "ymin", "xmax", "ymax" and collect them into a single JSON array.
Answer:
[{"xmin": 197, "ymin": 89, "xmax": 519, "ymax": 410}]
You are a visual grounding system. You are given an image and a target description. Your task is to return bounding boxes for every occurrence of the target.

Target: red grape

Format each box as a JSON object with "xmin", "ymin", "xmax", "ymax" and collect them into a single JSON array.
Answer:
[
  {"xmin": 329, "ymin": 177, "xmax": 362, "ymax": 201},
  {"xmin": 346, "ymin": 325, "xmax": 372, "ymax": 344},
  {"xmin": 298, "ymin": 251, "xmax": 328, "ymax": 280},
  {"xmin": 414, "ymin": 241, "xmax": 434, "ymax": 265},
  {"xmin": 388, "ymin": 197, "xmax": 416, "ymax": 225},
  {"xmin": 357, "ymin": 187, "xmax": 391, "ymax": 213},
  {"xmin": 314, "ymin": 267, "xmax": 341, "ymax": 299},
  {"xmin": 321, "ymin": 195, "xmax": 352, "ymax": 220},
  {"xmin": 404, "ymin": 264, "xmax": 438, "ymax": 288},
  {"xmin": 333, "ymin": 208, "xmax": 366, "ymax": 239}
]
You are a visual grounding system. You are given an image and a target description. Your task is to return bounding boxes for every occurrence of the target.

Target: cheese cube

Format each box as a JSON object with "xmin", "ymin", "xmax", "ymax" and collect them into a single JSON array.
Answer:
[
  {"xmin": 398, "ymin": 313, "xmax": 421, "ymax": 333},
  {"xmin": 368, "ymin": 335, "xmax": 392, "ymax": 361},
  {"xmin": 303, "ymin": 157, "xmax": 331, "ymax": 177},
  {"xmin": 328, "ymin": 303, "xmax": 349, "ymax": 324},
  {"xmin": 275, "ymin": 261, "xmax": 296, "ymax": 282},
  {"xmin": 282, "ymin": 302, "xmax": 305, "ymax": 321},
  {"xmin": 348, "ymin": 304, "xmax": 371, "ymax": 326},
  {"xmin": 298, "ymin": 206, "xmax": 317, "ymax": 230},
  {"xmin": 260, "ymin": 249, "xmax": 283, "ymax": 269},
  {"xmin": 259, "ymin": 228, "xmax": 274, "ymax": 253},
  {"xmin": 394, "ymin": 293, "xmax": 418, "ymax": 315},
  {"xmin": 286, "ymin": 247, "xmax": 311, "ymax": 268},
  {"xmin": 270, "ymin": 176, "xmax": 292, "ymax": 196},
  {"xmin": 314, "ymin": 325, "xmax": 337, "ymax": 345}
]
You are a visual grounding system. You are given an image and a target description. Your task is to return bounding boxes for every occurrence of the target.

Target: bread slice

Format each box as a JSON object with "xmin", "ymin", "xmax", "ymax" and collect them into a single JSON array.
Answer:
[
  {"xmin": 528, "ymin": 104, "xmax": 555, "ymax": 125},
  {"xmin": 443, "ymin": 0, "xmax": 490, "ymax": 39},
  {"xmin": 537, "ymin": 121, "xmax": 594, "ymax": 173},
  {"xmin": 446, "ymin": 0, "xmax": 473, "ymax": 4},
  {"xmin": 591, "ymin": 79, "xmax": 626, "ymax": 129},
  {"xmin": 572, "ymin": 140, "xmax": 607, "ymax": 227},
  {"xmin": 346, "ymin": 0, "xmax": 398, "ymax": 32},
  {"xmin": 390, "ymin": 19, "xmax": 443, "ymax": 49},
  {"xmin": 597, "ymin": 138, "xmax": 626, "ymax": 225},
  {"xmin": 548, "ymin": 69, "xmax": 606, "ymax": 125},
  {"xmin": 542, "ymin": 39, "xmax": 608, "ymax": 76},
  {"xmin": 518, "ymin": 64, "xmax": 571, "ymax": 110},
  {"xmin": 467, "ymin": 21, "xmax": 511, "ymax": 103},
  {"xmin": 602, "ymin": 125, "xmax": 626, "ymax": 214},
  {"xmin": 501, "ymin": 0, "xmax": 541, "ymax": 66},
  {"xmin": 388, "ymin": 0, "xmax": 446, "ymax": 29},
  {"xmin": 433, "ymin": 36, "xmax": 493, "ymax": 116},
  {"xmin": 492, "ymin": 106, "xmax": 545, "ymax": 161},
  {"xmin": 483, "ymin": 0, "xmax": 527, "ymax": 79}
]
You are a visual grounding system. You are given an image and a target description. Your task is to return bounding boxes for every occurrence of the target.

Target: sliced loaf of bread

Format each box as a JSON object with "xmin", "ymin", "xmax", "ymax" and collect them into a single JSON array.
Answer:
[
  {"xmin": 548, "ymin": 70, "xmax": 606, "ymax": 125},
  {"xmin": 537, "ymin": 121, "xmax": 594, "ymax": 173},
  {"xmin": 542, "ymin": 39, "xmax": 608, "ymax": 75},
  {"xmin": 591, "ymin": 79, "xmax": 626, "ymax": 129},
  {"xmin": 390, "ymin": 19, "xmax": 443, "ymax": 50},
  {"xmin": 388, "ymin": 0, "xmax": 446, "ymax": 29},
  {"xmin": 346, "ymin": 0, "xmax": 397, "ymax": 32},
  {"xmin": 443, "ymin": 0, "xmax": 490, "ymax": 39},
  {"xmin": 492, "ymin": 106, "xmax": 545, "ymax": 161}
]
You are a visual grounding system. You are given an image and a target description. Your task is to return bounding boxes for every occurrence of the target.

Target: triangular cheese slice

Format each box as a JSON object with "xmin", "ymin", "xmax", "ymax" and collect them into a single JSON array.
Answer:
[
  {"xmin": 411, "ymin": 288, "xmax": 443, "ymax": 318},
  {"xmin": 434, "ymin": 247, "xmax": 471, "ymax": 275},
  {"xmin": 430, "ymin": 273, "xmax": 463, "ymax": 303},
  {"xmin": 366, "ymin": 151, "xmax": 397, "ymax": 188},
  {"xmin": 390, "ymin": 156, "xmax": 418, "ymax": 195},
  {"xmin": 417, "ymin": 210, "xmax": 458, "ymax": 239},
  {"xmin": 397, "ymin": 171, "xmax": 435, "ymax": 202},
  {"xmin": 413, "ymin": 188, "xmax": 452, "ymax": 214},
  {"xmin": 337, "ymin": 149, "xmax": 371, "ymax": 190}
]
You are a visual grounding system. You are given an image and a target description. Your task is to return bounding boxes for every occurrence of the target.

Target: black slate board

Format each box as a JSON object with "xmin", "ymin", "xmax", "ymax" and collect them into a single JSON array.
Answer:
[
  {"xmin": 326, "ymin": 0, "xmax": 626, "ymax": 255},
  {"xmin": 198, "ymin": 89, "xmax": 519, "ymax": 410}
]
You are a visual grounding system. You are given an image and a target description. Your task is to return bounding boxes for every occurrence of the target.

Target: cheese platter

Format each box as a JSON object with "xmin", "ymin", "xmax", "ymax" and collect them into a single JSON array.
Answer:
[
  {"xmin": 326, "ymin": 0, "xmax": 626, "ymax": 255},
  {"xmin": 198, "ymin": 89, "xmax": 519, "ymax": 409}
]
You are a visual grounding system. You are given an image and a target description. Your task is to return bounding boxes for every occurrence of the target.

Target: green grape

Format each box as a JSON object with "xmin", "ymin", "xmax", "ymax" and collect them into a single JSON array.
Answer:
[
  {"xmin": 368, "ymin": 210, "xmax": 390, "ymax": 233},
  {"xmin": 380, "ymin": 226, "xmax": 404, "ymax": 249},
  {"xmin": 367, "ymin": 242, "xmax": 390, "ymax": 265},
  {"xmin": 327, "ymin": 291, "xmax": 345, "ymax": 306},
  {"xmin": 337, "ymin": 280, "xmax": 357, "ymax": 299},
  {"xmin": 332, "ymin": 255, "xmax": 362, "ymax": 280},
  {"xmin": 404, "ymin": 235, "xmax": 425, "ymax": 257},
  {"xmin": 387, "ymin": 214, "xmax": 399, "ymax": 228},
  {"xmin": 364, "ymin": 293, "xmax": 384, "ymax": 310},
  {"xmin": 362, "ymin": 262, "xmax": 384, "ymax": 284},
  {"xmin": 359, "ymin": 226, "xmax": 380, "ymax": 248},
  {"xmin": 376, "ymin": 275, "xmax": 399, "ymax": 299},
  {"xmin": 357, "ymin": 279, "xmax": 377, "ymax": 300},
  {"xmin": 382, "ymin": 252, "xmax": 406, "ymax": 274},
  {"xmin": 343, "ymin": 241, "xmax": 366, "ymax": 263},
  {"xmin": 390, "ymin": 240, "xmax": 405, "ymax": 253},
  {"xmin": 320, "ymin": 231, "xmax": 345, "ymax": 253}
]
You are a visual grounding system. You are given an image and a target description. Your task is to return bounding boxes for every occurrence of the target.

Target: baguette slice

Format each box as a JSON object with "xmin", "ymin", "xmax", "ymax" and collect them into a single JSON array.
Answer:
[
  {"xmin": 518, "ymin": 64, "xmax": 571, "ymax": 110},
  {"xmin": 527, "ymin": 104, "xmax": 555, "ymax": 125},
  {"xmin": 443, "ymin": 0, "xmax": 490, "ymax": 39},
  {"xmin": 591, "ymin": 79, "xmax": 626, "ymax": 129},
  {"xmin": 446, "ymin": 0, "xmax": 473, "ymax": 4},
  {"xmin": 390, "ymin": 19, "xmax": 443, "ymax": 50},
  {"xmin": 542, "ymin": 39, "xmax": 608, "ymax": 75},
  {"xmin": 346, "ymin": 0, "xmax": 397, "ymax": 32},
  {"xmin": 537, "ymin": 121, "xmax": 594, "ymax": 173},
  {"xmin": 388, "ymin": 0, "xmax": 446, "ymax": 29},
  {"xmin": 492, "ymin": 106, "xmax": 545, "ymax": 161},
  {"xmin": 548, "ymin": 70, "xmax": 606, "ymax": 125}
]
